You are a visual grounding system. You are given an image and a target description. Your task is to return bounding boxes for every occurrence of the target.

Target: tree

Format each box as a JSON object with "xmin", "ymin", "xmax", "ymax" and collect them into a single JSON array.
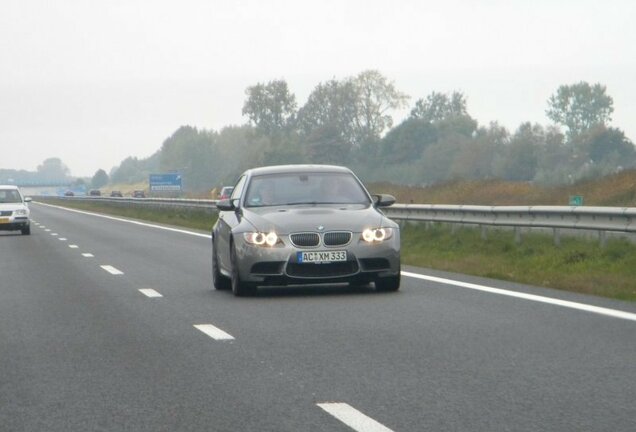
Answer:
[
  {"xmin": 378, "ymin": 118, "xmax": 437, "ymax": 163},
  {"xmin": 91, "ymin": 169, "xmax": 109, "ymax": 189},
  {"xmin": 493, "ymin": 123, "xmax": 541, "ymax": 181},
  {"xmin": 159, "ymin": 126, "xmax": 217, "ymax": 192},
  {"xmin": 585, "ymin": 126, "xmax": 635, "ymax": 164},
  {"xmin": 349, "ymin": 70, "xmax": 409, "ymax": 146},
  {"xmin": 297, "ymin": 79, "xmax": 359, "ymax": 152},
  {"xmin": 36, "ymin": 158, "xmax": 70, "ymax": 182},
  {"xmin": 242, "ymin": 80, "xmax": 297, "ymax": 135},
  {"xmin": 410, "ymin": 91, "xmax": 468, "ymax": 122},
  {"xmin": 546, "ymin": 82, "xmax": 614, "ymax": 139},
  {"xmin": 304, "ymin": 124, "xmax": 350, "ymax": 164}
]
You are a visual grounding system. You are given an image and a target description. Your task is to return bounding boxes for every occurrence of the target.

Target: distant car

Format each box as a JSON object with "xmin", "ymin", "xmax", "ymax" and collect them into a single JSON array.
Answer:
[
  {"xmin": 64, "ymin": 190, "xmax": 75, "ymax": 197},
  {"xmin": 89, "ymin": 189, "xmax": 101, "ymax": 196},
  {"xmin": 132, "ymin": 190, "xmax": 146, "ymax": 198},
  {"xmin": 0, "ymin": 185, "xmax": 31, "ymax": 235},
  {"xmin": 212, "ymin": 164, "xmax": 400, "ymax": 296},
  {"xmin": 110, "ymin": 191, "xmax": 123, "ymax": 197},
  {"xmin": 218, "ymin": 186, "xmax": 234, "ymax": 200}
]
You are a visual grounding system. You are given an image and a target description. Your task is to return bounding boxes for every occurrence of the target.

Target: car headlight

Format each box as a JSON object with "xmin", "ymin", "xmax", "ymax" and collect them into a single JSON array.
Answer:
[
  {"xmin": 361, "ymin": 227, "xmax": 394, "ymax": 243},
  {"xmin": 244, "ymin": 231, "xmax": 279, "ymax": 247},
  {"xmin": 15, "ymin": 209, "xmax": 29, "ymax": 216}
]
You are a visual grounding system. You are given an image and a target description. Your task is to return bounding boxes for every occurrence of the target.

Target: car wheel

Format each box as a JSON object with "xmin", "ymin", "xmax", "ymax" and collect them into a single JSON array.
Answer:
[
  {"xmin": 230, "ymin": 242, "xmax": 256, "ymax": 297},
  {"xmin": 21, "ymin": 226, "xmax": 31, "ymax": 235},
  {"xmin": 375, "ymin": 273, "xmax": 400, "ymax": 292},
  {"xmin": 212, "ymin": 239, "xmax": 231, "ymax": 291}
]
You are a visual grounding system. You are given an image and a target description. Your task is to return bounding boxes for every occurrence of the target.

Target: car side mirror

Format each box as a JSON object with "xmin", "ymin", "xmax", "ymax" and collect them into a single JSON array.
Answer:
[
  {"xmin": 24, "ymin": 197, "xmax": 32, "ymax": 203},
  {"xmin": 373, "ymin": 194, "xmax": 396, "ymax": 207},
  {"xmin": 216, "ymin": 198, "xmax": 236, "ymax": 211}
]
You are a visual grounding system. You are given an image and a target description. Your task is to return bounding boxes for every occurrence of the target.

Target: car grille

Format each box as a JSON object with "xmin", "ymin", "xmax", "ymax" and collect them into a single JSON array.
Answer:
[
  {"xmin": 290, "ymin": 232, "xmax": 320, "ymax": 247},
  {"xmin": 0, "ymin": 211, "xmax": 12, "ymax": 216},
  {"xmin": 323, "ymin": 231, "xmax": 352, "ymax": 246},
  {"xmin": 286, "ymin": 261, "xmax": 359, "ymax": 278}
]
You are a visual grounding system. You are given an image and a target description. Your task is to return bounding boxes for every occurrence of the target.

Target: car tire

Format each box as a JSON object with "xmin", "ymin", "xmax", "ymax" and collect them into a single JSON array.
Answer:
[
  {"xmin": 230, "ymin": 242, "xmax": 256, "ymax": 297},
  {"xmin": 212, "ymin": 239, "xmax": 231, "ymax": 291},
  {"xmin": 21, "ymin": 226, "xmax": 31, "ymax": 235},
  {"xmin": 375, "ymin": 273, "xmax": 400, "ymax": 292}
]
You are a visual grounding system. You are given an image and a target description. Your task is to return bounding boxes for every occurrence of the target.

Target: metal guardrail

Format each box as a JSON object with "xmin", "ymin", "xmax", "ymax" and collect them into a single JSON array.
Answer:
[
  {"xmin": 41, "ymin": 196, "xmax": 636, "ymax": 245},
  {"xmin": 384, "ymin": 204, "xmax": 636, "ymax": 246}
]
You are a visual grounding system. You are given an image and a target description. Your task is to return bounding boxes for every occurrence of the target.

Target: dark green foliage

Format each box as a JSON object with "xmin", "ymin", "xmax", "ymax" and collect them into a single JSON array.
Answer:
[
  {"xmin": 91, "ymin": 169, "xmax": 109, "ymax": 188},
  {"xmin": 242, "ymin": 80, "xmax": 297, "ymax": 136},
  {"xmin": 546, "ymin": 82, "xmax": 614, "ymax": 139},
  {"xmin": 104, "ymin": 75, "xmax": 634, "ymax": 192}
]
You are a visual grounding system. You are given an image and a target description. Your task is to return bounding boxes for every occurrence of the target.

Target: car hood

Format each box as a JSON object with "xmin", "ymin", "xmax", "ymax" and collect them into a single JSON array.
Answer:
[
  {"xmin": 241, "ymin": 204, "xmax": 388, "ymax": 234},
  {"xmin": 0, "ymin": 203, "xmax": 28, "ymax": 213}
]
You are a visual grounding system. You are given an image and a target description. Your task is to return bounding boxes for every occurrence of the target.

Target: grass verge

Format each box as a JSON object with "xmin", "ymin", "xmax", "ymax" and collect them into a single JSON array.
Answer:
[
  {"xmin": 38, "ymin": 198, "xmax": 636, "ymax": 301},
  {"xmin": 37, "ymin": 198, "xmax": 217, "ymax": 232},
  {"xmin": 401, "ymin": 223, "xmax": 636, "ymax": 301}
]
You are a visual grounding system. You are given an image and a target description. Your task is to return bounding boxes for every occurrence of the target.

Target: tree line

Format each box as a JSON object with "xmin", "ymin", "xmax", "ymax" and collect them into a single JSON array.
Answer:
[{"xmin": 100, "ymin": 71, "xmax": 635, "ymax": 191}]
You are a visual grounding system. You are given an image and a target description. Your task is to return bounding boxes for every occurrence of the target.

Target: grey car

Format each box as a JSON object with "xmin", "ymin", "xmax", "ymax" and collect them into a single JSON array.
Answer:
[{"xmin": 212, "ymin": 165, "xmax": 400, "ymax": 296}]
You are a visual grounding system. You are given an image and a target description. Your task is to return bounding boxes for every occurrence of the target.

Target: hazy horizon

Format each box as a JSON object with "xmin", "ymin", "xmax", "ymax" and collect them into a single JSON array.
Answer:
[{"xmin": 2, "ymin": 0, "xmax": 635, "ymax": 177}]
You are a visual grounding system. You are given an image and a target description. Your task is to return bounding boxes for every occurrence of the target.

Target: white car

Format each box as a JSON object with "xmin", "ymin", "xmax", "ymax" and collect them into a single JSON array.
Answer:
[{"xmin": 0, "ymin": 185, "xmax": 32, "ymax": 235}]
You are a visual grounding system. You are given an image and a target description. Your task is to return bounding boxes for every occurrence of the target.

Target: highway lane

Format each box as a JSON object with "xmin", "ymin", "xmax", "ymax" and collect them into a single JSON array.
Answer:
[{"xmin": 1, "ymin": 202, "xmax": 635, "ymax": 431}]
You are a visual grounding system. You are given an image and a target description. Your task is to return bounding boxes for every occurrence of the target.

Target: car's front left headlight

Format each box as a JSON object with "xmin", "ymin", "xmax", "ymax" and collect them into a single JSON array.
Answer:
[
  {"xmin": 361, "ymin": 227, "xmax": 394, "ymax": 243},
  {"xmin": 243, "ymin": 231, "xmax": 280, "ymax": 247},
  {"xmin": 15, "ymin": 209, "xmax": 29, "ymax": 216}
]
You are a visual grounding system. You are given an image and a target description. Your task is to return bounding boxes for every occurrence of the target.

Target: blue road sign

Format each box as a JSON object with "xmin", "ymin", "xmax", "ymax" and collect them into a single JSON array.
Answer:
[{"xmin": 149, "ymin": 173, "xmax": 182, "ymax": 191}]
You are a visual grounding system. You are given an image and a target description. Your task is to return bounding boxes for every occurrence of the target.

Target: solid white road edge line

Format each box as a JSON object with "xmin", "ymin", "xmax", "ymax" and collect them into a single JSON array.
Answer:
[
  {"xmin": 82, "ymin": 253, "xmax": 94, "ymax": 257},
  {"xmin": 35, "ymin": 202, "xmax": 211, "ymax": 239},
  {"xmin": 317, "ymin": 403, "xmax": 395, "ymax": 432},
  {"xmin": 139, "ymin": 289, "xmax": 163, "ymax": 298},
  {"xmin": 402, "ymin": 271, "xmax": 636, "ymax": 322},
  {"xmin": 193, "ymin": 324, "xmax": 235, "ymax": 341},
  {"xmin": 101, "ymin": 265, "xmax": 124, "ymax": 275}
]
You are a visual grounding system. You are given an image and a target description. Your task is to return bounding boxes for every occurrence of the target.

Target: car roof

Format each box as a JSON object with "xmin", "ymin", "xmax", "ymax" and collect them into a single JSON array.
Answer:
[
  {"xmin": 0, "ymin": 185, "xmax": 20, "ymax": 190},
  {"xmin": 244, "ymin": 164, "xmax": 353, "ymax": 177}
]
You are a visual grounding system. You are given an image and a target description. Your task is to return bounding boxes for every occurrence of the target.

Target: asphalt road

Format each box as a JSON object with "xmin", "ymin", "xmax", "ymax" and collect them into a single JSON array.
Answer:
[{"xmin": 1, "ymin": 202, "xmax": 635, "ymax": 432}]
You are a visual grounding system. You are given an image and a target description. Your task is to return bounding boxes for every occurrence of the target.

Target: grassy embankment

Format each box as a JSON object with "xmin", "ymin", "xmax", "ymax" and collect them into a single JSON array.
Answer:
[
  {"xmin": 40, "ymin": 170, "xmax": 636, "ymax": 301},
  {"xmin": 371, "ymin": 170, "xmax": 636, "ymax": 301}
]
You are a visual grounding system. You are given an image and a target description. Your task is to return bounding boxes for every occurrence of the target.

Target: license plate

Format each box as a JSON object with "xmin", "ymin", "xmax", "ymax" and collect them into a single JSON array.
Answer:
[
  {"xmin": 0, "ymin": 217, "xmax": 9, "ymax": 224},
  {"xmin": 297, "ymin": 250, "xmax": 347, "ymax": 263}
]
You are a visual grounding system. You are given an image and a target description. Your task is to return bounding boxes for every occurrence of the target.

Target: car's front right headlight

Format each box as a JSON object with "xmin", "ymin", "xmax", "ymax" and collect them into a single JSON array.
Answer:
[{"xmin": 15, "ymin": 209, "xmax": 29, "ymax": 216}]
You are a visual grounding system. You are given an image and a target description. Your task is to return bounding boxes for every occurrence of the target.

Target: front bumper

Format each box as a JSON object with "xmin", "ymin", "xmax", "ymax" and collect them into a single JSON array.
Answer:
[
  {"xmin": 233, "ymin": 231, "xmax": 400, "ymax": 286},
  {"xmin": 0, "ymin": 216, "xmax": 29, "ymax": 231}
]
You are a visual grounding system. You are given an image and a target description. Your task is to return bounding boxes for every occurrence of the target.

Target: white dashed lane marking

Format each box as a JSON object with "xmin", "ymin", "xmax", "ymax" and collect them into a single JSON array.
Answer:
[
  {"xmin": 139, "ymin": 289, "xmax": 163, "ymax": 298},
  {"xmin": 69, "ymin": 245, "xmax": 79, "ymax": 249},
  {"xmin": 317, "ymin": 403, "xmax": 395, "ymax": 432},
  {"xmin": 58, "ymin": 238, "xmax": 67, "ymax": 241},
  {"xmin": 51, "ymin": 233, "xmax": 58, "ymax": 236},
  {"xmin": 100, "ymin": 265, "xmax": 124, "ymax": 275},
  {"xmin": 194, "ymin": 324, "xmax": 235, "ymax": 341},
  {"xmin": 82, "ymin": 253, "xmax": 94, "ymax": 257}
]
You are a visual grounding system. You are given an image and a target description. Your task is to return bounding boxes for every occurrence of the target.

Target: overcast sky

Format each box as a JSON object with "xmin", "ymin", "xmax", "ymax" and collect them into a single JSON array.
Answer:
[{"xmin": 1, "ymin": 0, "xmax": 635, "ymax": 177}]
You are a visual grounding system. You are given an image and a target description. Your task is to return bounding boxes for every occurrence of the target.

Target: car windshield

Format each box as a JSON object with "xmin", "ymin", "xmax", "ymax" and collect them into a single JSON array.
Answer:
[
  {"xmin": 0, "ymin": 189, "xmax": 22, "ymax": 204},
  {"xmin": 244, "ymin": 172, "xmax": 370, "ymax": 207}
]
